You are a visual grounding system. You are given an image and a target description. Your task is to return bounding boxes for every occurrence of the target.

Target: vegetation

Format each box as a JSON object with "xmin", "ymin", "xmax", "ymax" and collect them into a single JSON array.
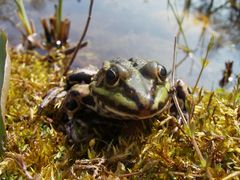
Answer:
[
  {"xmin": 15, "ymin": 0, "xmax": 71, "ymax": 50},
  {"xmin": 41, "ymin": 0, "xmax": 71, "ymax": 48},
  {"xmin": 0, "ymin": 31, "xmax": 10, "ymax": 156},
  {"xmin": 0, "ymin": 0, "xmax": 239, "ymax": 179},
  {"xmin": 0, "ymin": 48, "xmax": 238, "ymax": 179},
  {"xmin": 15, "ymin": 0, "xmax": 35, "ymax": 36}
]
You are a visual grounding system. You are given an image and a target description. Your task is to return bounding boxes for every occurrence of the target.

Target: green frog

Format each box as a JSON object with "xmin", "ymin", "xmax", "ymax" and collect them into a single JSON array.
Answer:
[
  {"xmin": 40, "ymin": 58, "xmax": 192, "ymax": 143},
  {"xmin": 39, "ymin": 58, "xmax": 171, "ymax": 122}
]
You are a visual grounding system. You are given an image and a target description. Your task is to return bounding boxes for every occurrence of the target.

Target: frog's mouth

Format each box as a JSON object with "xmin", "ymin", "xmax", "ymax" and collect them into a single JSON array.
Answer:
[
  {"xmin": 94, "ymin": 97, "xmax": 170, "ymax": 120},
  {"xmin": 91, "ymin": 82, "xmax": 170, "ymax": 120}
]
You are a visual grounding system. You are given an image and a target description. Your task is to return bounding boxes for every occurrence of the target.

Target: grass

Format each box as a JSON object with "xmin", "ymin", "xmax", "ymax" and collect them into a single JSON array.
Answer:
[
  {"xmin": 0, "ymin": 49, "xmax": 239, "ymax": 179},
  {"xmin": 0, "ymin": 0, "xmax": 239, "ymax": 178},
  {"xmin": 0, "ymin": 31, "xmax": 8, "ymax": 156},
  {"xmin": 15, "ymin": 0, "xmax": 35, "ymax": 36}
]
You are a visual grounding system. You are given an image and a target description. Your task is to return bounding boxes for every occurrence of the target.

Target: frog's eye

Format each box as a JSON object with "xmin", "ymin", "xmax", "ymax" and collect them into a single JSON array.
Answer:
[
  {"xmin": 157, "ymin": 65, "xmax": 167, "ymax": 81},
  {"xmin": 141, "ymin": 61, "xmax": 167, "ymax": 82},
  {"xmin": 105, "ymin": 66, "xmax": 119, "ymax": 86}
]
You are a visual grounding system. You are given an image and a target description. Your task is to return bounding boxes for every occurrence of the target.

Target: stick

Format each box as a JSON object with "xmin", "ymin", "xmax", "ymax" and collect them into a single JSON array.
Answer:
[
  {"xmin": 171, "ymin": 36, "xmax": 213, "ymax": 179},
  {"xmin": 63, "ymin": 0, "xmax": 94, "ymax": 75}
]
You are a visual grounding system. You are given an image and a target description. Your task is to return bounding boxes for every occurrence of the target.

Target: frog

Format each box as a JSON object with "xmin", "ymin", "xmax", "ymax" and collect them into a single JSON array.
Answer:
[
  {"xmin": 39, "ymin": 58, "xmax": 171, "ymax": 122},
  {"xmin": 39, "ymin": 58, "xmax": 191, "ymax": 142}
]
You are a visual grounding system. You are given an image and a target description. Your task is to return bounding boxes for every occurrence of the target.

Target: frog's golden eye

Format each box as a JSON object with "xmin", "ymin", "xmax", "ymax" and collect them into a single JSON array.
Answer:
[
  {"xmin": 157, "ymin": 65, "xmax": 167, "ymax": 81},
  {"xmin": 105, "ymin": 66, "xmax": 119, "ymax": 86}
]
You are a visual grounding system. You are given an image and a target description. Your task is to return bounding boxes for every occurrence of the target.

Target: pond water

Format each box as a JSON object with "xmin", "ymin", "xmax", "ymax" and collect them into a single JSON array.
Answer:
[{"xmin": 0, "ymin": 0, "xmax": 239, "ymax": 89}]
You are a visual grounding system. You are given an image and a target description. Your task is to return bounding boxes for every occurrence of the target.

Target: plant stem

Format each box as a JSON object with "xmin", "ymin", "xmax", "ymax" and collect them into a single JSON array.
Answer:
[
  {"xmin": 171, "ymin": 36, "xmax": 212, "ymax": 179},
  {"xmin": 15, "ymin": 0, "xmax": 33, "ymax": 35},
  {"xmin": 0, "ymin": 31, "xmax": 8, "ymax": 156},
  {"xmin": 168, "ymin": 0, "xmax": 189, "ymax": 48},
  {"xmin": 58, "ymin": 0, "xmax": 62, "ymax": 23},
  {"xmin": 63, "ymin": 0, "xmax": 94, "ymax": 75},
  {"xmin": 193, "ymin": 35, "xmax": 214, "ymax": 93},
  {"xmin": 56, "ymin": 0, "xmax": 63, "ymax": 40}
]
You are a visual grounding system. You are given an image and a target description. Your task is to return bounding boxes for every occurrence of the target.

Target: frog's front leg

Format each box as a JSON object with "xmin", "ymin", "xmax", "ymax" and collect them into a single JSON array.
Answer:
[
  {"xmin": 58, "ymin": 84, "xmax": 90, "ymax": 121},
  {"xmin": 57, "ymin": 84, "xmax": 95, "ymax": 143},
  {"xmin": 170, "ymin": 79, "xmax": 192, "ymax": 119},
  {"xmin": 38, "ymin": 87, "xmax": 66, "ymax": 117}
]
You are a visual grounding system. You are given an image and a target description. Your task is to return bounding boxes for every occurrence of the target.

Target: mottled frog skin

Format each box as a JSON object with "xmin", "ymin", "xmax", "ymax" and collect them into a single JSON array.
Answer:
[
  {"xmin": 39, "ymin": 58, "xmax": 171, "ymax": 121},
  {"xmin": 39, "ymin": 58, "xmax": 193, "ymax": 142},
  {"xmin": 89, "ymin": 58, "xmax": 170, "ymax": 119}
]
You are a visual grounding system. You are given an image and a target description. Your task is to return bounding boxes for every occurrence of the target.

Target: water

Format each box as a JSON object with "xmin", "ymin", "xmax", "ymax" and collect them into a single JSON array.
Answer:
[{"xmin": 0, "ymin": 0, "xmax": 239, "ymax": 89}]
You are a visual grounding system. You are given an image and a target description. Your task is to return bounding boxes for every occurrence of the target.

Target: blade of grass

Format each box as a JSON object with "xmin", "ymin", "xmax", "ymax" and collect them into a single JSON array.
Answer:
[
  {"xmin": 0, "ymin": 31, "xmax": 10, "ymax": 155},
  {"xmin": 192, "ymin": 35, "xmax": 214, "ymax": 93},
  {"xmin": 15, "ymin": 0, "xmax": 34, "ymax": 35},
  {"xmin": 168, "ymin": 0, "xmax": 189, "ymax": 48}
]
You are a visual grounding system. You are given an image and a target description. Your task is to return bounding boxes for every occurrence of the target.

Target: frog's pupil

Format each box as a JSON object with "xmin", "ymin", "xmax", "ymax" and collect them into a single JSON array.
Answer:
[
  {"xmin": 158, "ymin": 65, "xmax": 167, "ymax": 81},
  {"xmin": 106, "ymin": 67, "xmax": 118, "ymax": 85}
]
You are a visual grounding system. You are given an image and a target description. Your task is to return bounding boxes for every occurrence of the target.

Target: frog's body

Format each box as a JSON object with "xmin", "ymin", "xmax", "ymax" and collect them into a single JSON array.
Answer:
[{"xmin": 39, "ymin": 58, "xmax": 171, "ymax": 122}]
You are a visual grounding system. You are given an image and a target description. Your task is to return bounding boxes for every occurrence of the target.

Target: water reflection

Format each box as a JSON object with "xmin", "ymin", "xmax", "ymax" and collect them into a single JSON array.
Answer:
[
  {"xmin": 187, "ymin": 0, "xmax": 240, "ymax": 45},
  {"xmin": 0, "ymin": 0, "xmax": 239, "ymax": 89},
  {"xmin": 29, "ymin": 0, "xmax": 46, "ymax": 10}
]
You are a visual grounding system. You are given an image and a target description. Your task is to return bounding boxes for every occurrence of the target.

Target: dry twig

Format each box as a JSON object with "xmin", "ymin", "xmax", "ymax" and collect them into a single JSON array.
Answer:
[
  {"xmin": 171, "ymin": 36, "xmax": 213, "ymax": 179},
  {"xmin": 63, "ymin": 0, "xmax": 94, "ymax": 75}
]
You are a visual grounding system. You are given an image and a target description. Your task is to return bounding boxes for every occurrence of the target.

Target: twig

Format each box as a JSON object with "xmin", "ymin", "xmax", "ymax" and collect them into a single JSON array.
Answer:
[
  {"xmin": 171, "ymin": 36, "xmax": 177, "ymax": 87},
  {"xmin": 171, "ymin": 36, "xmax": 188, "ymax": 125},
  {"xmin": 63, "ymin": 41, "xmax": 88, "ymax": 55},
  {"xmin": 63, "ymin": 0, "xmax": 94, "ymax": 75},
  {"xmin": 211, "ymin": 1, "xmax": 229, "ymax": 14},
  {"xmin": 170, "ymin": 36, "xmax": 213, "ymax": 179},
  {"xmin": 117, "ymin": 171, "xmax": 142, "ymax": 178},
  {"xmin": 167, "ymin": 54, "xmax": 188, "ymax": 76},
  {"xmin": 6, "ymin": 153, "xmax": 33, "ymax": 180},
  {"xmin": 222, "ymin": 171, "xmax": 240, "ymax": 180}
]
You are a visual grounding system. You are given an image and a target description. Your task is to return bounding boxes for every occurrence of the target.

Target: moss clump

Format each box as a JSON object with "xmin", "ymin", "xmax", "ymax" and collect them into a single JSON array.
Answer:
[
  {"xmin": 1, "ymin": 51, "xmax": 67, "ymax": 179},
  {"xmin": 0, "ymin": 50, "xmax": 240, "ymax": 179}
]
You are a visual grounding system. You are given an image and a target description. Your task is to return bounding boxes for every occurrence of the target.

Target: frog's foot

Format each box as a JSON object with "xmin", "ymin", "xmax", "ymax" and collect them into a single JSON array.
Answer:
[
  {"xmin": 170, "ymin": 79, "xmax": 191, "ymax": 121},
  {"xmin": 59, "ymin": 84, "xmax": 90, "ymax": 120},
  {"xmin": 38, "ymin": 87, "xmax": 66, "ymax": 116},
  {"xmin": 65, "ymin": 118, "xmax": 91, "ymax": 144}
]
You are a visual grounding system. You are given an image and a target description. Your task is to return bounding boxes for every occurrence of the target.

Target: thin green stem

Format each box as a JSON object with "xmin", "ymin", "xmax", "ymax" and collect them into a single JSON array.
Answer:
[
  {"xmin": 192, "ymin": 50, "xmax": 209, "ymax": 93},
  {"xmin": 193, "ymin": 35, "xmax": 214, "ymax": 94},
  {"xmin": 58, "ymin": 0, "xmax": 63, "ymax": 23},
  {"xmin": 15, "ymin": 0, "xmax": 33, "ymax": 35},
  {"xmin": 56, "ymin": 0, "xmax": 63, "ymax": 39},
  {"xmin": 168, "ymin": 0, "xmax": 189, "ymax": 48}
]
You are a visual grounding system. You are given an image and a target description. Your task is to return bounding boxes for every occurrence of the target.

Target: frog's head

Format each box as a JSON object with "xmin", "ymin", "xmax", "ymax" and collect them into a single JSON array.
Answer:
[{"xmin": 89, "ymin": 58, "xmax": 170, "ymax": 120}]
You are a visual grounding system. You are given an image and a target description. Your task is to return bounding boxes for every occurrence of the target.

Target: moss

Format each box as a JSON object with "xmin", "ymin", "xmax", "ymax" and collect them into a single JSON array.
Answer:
[{"xmin": 0, "ymin": 50, "xmax": 240, "ymax": 179}]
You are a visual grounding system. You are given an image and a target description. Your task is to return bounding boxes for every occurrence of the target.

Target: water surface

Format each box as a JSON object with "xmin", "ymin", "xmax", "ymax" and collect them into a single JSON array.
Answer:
[{"xmin": 0, "ymin": 0, "xmax": 239, "ymax": 89}]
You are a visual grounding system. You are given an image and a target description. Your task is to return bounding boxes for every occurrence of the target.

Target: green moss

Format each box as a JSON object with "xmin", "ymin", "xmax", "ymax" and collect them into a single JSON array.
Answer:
[{"xmin": 0, "ymin": 50, "xmax": 239, "ymax": 179}]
